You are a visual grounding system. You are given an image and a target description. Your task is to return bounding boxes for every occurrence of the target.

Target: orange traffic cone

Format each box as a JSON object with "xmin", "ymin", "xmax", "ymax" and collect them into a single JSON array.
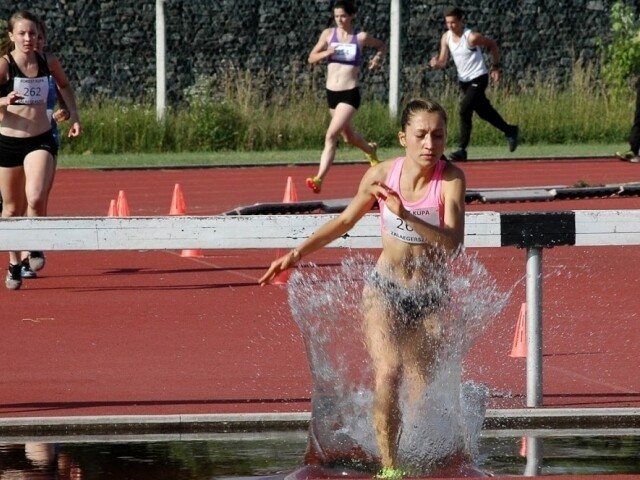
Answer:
[
  {"xmin": 107, "ymin": 199, "xmax": 117, "ymax": 217},
  {"xmin": 271, "ymin": 178, "xmax": 299, "ymax": 284},
  {"xmin": 116, "ymin": 190, "xmax": 130, "ymax": 217},
  {"xmin": 283, "ymin": 176, "xmax": 298, "ymax": 203},
  {"xmin": 167, "ymin": 184, "xmax": 204, "ymax": 257},
  {"xmin": 181, "ymin": 249, "xmax": 204, "ymax": 258},
  {"xmin": 169, "ymin": 183, "xmax": 187, "ymax": 215},
  {"xmin": 509, "ymin": 302, "xmax": 527, "ymax": 358}
]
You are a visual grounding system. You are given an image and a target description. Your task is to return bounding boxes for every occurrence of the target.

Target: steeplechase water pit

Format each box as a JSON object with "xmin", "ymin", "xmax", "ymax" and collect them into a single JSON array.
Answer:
[{"xmin": 0, "ymin": 429, "xmax": 639, "ymax": 478}]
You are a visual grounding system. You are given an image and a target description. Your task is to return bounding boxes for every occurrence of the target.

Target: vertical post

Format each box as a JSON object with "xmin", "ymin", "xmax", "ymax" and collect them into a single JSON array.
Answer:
[
  {"xmin": 388, "ymin": 0, "xmax": 401, "ymax": 117},
  {"xmin": 524, "ymin": 436, "xmax": 543, "ymax": 476},
  {"xmin": 525, "ymin": 247, "xmax": 543, "ymax": 406},
  {"xmin": 155, "ymin": 0, "xmax": 167, "ymax": 122}
]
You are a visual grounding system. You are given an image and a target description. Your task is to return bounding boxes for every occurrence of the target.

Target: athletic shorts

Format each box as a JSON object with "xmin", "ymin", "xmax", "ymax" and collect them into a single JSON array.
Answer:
[
  {"xmin": 326, "ymin": 87, "xmax": 361, "ymax": 110},
  {"xmin": 0, "ymin": 130, "xmax": 58, "ymax": 168},
  {"xmin": 366, "ymin": 270, "xmax": 445, "ymax": 326}
]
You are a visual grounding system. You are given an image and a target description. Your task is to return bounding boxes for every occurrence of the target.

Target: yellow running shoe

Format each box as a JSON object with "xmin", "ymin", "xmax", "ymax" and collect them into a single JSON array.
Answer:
[
  {"xmin": 306, "ymin": 176, "xmax": 322, "ymax": 194},
  {"xmin": 375, "ymin": 467, "xmax": 407, "ymax": 480},
  {"xmin": 366, "ymin": 142, "xmax": 380, "ymax": 166}
]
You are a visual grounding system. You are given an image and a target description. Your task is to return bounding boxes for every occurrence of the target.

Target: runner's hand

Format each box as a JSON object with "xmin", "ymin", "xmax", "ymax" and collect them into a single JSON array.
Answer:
[
  {"xmin": 3, "ymin": 91, "xmax": 23, "ymax": 106},
  {"xmin": 53, "ymin": 108, "xmax": 71, "ymax": 122},
  {"xmin": 259, "ymin": 249, "xmax": 300, "ymax": 286},
  {"xmin": 68, "ymin": 122, "xmax": 82, "ymax": 138},
  {"xmin": 371, "ymin": 181, "xmax": 405, "ymax": 218}
]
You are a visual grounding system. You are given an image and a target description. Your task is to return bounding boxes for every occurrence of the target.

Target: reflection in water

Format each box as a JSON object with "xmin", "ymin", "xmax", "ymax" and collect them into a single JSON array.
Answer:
[
  {"xmin": 287, "ymin": 253, "xmax": 510, "ymax": 475},
  {"xmin": 1, "ymin": 434, "xmax": 639, "ymax": 477},
  {"xmin": 0, "ymin": 442, "xmax": 82, "ymax": 479},
  {"xmin": 524, "ymin": 436, "xmax": 543, "ymax": 477},
  {"xmin": 2, "ymin": 436, "xmax": 305, "ymax": 479}
]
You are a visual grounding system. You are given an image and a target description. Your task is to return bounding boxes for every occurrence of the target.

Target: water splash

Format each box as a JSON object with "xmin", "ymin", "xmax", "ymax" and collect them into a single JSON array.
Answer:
[{"xmin": 287, "ymin": 251, "xmax": 509, "ymax": 475}]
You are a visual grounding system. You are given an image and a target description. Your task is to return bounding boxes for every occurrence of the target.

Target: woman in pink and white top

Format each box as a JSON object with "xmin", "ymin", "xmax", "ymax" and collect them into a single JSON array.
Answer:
[
  {"xmin": 306, "ymin": 0, "xmax": 386, "ymax": 194},
  {"xmin": 260, "ymin": 98, "xmax": 466, "ymax": 473}
]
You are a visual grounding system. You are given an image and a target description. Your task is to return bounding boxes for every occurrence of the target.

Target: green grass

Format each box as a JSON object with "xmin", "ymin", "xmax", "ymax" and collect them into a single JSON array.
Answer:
[
  {"xmin": 56, "ymin": 62, "xmax": 635, "ymax": 168},
  {"xmin": 58, "ymin": 143, "xmax": 628, "ymax": 169}
]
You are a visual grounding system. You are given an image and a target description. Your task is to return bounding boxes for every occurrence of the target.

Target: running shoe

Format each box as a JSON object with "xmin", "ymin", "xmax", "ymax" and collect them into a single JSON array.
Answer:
[
  {"xmin": 506, "ymin": 126, "xmax": 519, "ymax": 152},
  {"xmin": 631, "ymin": 155, "xmax": 640, "ymax": 163},
  {"xmin": 366, "ymin": 142, "xmax": 380, "ymax": 166},
  {"xmin": 28, "ymin": 251, "xmax": 46, "ymax": 271},
  {"xmin": 21, "ymin": 258, "xmax": 37, "ymax": 278},
  {"xmin": 615, "ymin": 150, "xmax": 635, "ymax": 161},
  {"xmin": 5, "ymin": 263, "xmax": 22, "ymax": 290},
  {"xmin": 375, "ymin": 467, "xmax": 407, "ymax": 480},
  {"xmin": 449, "ymin": 149, "xmax": 467, "ymax": 162},
  {"xmin": 306, "ymin": 176, "xmax": 323, "ymax": 194}
]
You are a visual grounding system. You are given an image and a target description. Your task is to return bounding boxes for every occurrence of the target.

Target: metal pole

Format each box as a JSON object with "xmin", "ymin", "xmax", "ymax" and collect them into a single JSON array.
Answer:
[
  {"xmin": 388, "ymin": 0, "xmax": 401, "ymax": 117},
  {"xmin": 155, "ymin": 0, "xmax": 167, "ymax": 122},
  {"xmin": 525, "ymin": 247, "xmax": 543, "ymax": 406},
  {"xmin": 524, "ymin": 436, "xmax": 543, "ymax": 476}
]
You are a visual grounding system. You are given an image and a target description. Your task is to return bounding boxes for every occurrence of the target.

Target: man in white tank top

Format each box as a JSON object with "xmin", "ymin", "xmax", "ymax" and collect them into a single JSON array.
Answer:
[{"xmin": 429, "ymin": 6, "xmax": 519, "ymax": 161}]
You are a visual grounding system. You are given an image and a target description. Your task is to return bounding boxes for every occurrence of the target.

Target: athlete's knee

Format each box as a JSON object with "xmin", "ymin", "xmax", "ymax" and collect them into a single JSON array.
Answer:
[
  {"xmin": 324, "ymin": 129, "xmax": 342, "ymax": 144},
  {"xmin": 459, "ymin": 103, "xmax": 474, "ymax": 118},
  {"xmin": 375, "ymin": 363, "xmax": 402, "ymax": 392},
  {"xmin": 25, "ymin": 193, "xmax": 48, "ymax": 214},
  {"xmin": 0, "ymin": 201, "xmax": 24, "ymax": 217}
]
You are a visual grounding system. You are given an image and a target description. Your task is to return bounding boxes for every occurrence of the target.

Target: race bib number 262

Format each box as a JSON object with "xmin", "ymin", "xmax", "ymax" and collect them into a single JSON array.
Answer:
[{"xmin": 13, "ymin": 77, "xmax": 48, "ymax": 105}]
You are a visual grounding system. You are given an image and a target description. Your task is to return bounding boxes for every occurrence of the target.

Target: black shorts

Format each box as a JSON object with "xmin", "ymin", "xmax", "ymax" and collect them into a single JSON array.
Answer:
[
  {"xmin": 366, "ymin": 270, "xmax": 446, "ymax": 326},
  {"xmin": 0, "ymin": 130, "xmax": 58, "ymax": 168},
  {"xmin": 326, "ymin": 87, "xmax": 361, "ymax": 110}
]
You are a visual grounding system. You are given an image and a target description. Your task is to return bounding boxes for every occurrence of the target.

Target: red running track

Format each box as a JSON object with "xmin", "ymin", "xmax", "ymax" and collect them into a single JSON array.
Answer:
[{"xmin": 0, "ymin": 157, "xmax": 639, "ymax": 418}]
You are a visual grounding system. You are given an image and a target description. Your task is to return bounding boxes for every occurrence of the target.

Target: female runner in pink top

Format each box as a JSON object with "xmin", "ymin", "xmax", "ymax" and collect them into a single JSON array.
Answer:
[
  {"xmin": 260, "ymin": 98, "xmax": 466, "ymax": 473},
  {"xmin": 378, "ymin": 155, "xmax": 446, "ymax": 244}
]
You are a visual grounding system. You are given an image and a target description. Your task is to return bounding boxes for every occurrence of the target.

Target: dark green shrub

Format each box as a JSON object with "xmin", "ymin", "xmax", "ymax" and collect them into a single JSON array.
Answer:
[{"xmin": 598, "ymin": 1, "xmax": 640, "ymax": 91}]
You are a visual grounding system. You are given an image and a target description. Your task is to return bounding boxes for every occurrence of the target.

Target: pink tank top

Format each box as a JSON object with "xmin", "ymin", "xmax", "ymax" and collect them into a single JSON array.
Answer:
[{"xmin": 378, "ymin": 157, "xmax": 446, "ymax": 244}]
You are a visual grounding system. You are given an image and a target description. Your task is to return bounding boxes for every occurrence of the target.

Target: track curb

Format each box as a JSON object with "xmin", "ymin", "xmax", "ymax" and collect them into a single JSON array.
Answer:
[{"xmin": 0, "ymin": 407, "xmax": 638, "ymax": 436}]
